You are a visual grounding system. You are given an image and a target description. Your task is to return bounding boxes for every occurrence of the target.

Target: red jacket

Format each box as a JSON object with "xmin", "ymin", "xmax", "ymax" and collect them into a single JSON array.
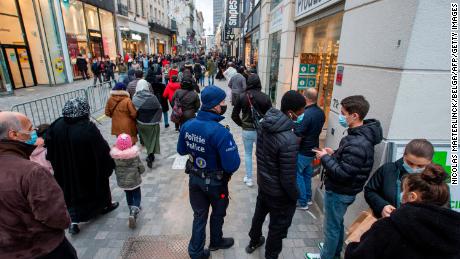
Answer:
[
  {"xmin": 0, "ymin": 140, "xmax": 70, "ymax": 258},
  {"xmin": 163, "ymin": 81, "xmax": 182, "ymax": 102},
  {"xmin": 169, "ymin": 69, "xmax": 179, "ymax": 80}
]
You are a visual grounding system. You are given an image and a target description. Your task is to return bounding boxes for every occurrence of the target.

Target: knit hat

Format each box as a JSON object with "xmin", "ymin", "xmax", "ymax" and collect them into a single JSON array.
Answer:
[
  {"xmin": 116, "ymin": 133, "xmax": 132, "ymax": 151},
  {"xmin": 201, "ymin": 86, "xmax": 226, "ymax": 111},
  {"xmin": 62, "ymin": 97, "xmax": 90, "ymax": 118},
  {"xmin": 113, "ymin": 82, "xmax": 126, "ymax": 91},
  {"xmin": 280, "ymin": 90, "xmax": 306, "ymax": 113}
]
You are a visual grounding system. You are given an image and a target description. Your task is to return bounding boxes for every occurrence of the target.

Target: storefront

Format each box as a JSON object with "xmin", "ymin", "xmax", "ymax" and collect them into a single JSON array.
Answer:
[
  {"xmin": 266, "ymin": 1, "xmax": 283, "ymax": 104},
  {"xmin": 0, "ymin": 0, "xmax": 68, "ymax": 93},
  {"xmin": 243, "ymin": 2, "xmax": 260, "ymax": 68},
  {"xmin": 121, "ymin": 30, "xmax": 148, "ymax": 55},
  {"xmin": 149, "ymin": 21, "xmax": 172, "ymax": 55},
  {"xmin": 60, "ymin": 0, "xmax": 117, "ymax": 79},
  {"xmin": 292, "ymin": 1, "xmax": 344, "ymax": 124}
]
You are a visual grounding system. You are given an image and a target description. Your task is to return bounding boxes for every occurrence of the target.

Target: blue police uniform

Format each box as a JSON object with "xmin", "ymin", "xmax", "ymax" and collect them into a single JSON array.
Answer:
[{"xmin": 177, "ymin": 86, "xmax": 240, "ymax": 259}]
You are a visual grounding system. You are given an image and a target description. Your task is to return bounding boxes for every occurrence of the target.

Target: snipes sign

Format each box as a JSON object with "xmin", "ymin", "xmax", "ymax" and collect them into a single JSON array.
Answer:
[{"xmin": 226, "ymin": 0, "xmax": 240, "ymax": 28}]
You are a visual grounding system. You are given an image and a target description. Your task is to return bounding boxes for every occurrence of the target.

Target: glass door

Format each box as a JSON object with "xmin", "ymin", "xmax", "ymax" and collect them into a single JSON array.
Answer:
[
  {"xmin": 4, "ymin": 48, "xmax": 24, "ymax": 88},
  {"xmin": 17, "ymin": 48, "xmax": 34, "ymax": 86}
]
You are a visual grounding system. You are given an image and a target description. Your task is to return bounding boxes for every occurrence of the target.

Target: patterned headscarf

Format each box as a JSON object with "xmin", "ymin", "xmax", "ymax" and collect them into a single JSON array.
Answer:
[{"xmin": 62, "ymin": 97, "xmax": 90, "ymax": 118}]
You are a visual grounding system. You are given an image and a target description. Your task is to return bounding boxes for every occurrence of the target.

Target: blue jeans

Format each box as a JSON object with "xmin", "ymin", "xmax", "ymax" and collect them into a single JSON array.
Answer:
[
  {"xmin": 163, "ymin": 111, "xmax": 169, "ymax": 126},
  {"xmin": 321, "ymin": 190, "xmax": 356, "ymax": 259},
  {"xmin": 296, "ymin": 154, "xmax": 314, "ymax": 206},
  {"xmin": 242, "ymin": 130, "xmax": 257, "ymax": 180},
  {"xmin": 125, "ymin": 187, "xmax": 142, "ymax": 207},
  {"xmin": 199, "ymin": 75, "xmax": 205, "ymax": 86},
  {"xmin": 208, "ymin": 74, "xmax": 214, "ymax": 86}
]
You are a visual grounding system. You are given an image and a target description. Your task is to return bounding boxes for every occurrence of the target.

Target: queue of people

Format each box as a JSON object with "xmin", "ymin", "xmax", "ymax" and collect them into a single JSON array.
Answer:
[{"xmin": 0, "ymin": 52, "xmax": 459, "ymax": 259}]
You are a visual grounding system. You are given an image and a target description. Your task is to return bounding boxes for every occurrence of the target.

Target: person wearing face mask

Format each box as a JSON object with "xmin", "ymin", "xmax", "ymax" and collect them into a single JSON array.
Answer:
[
  {"xmin": 364, "ymin": 139, "xmax": 434, "ymax": 218},
  {"xmin": 307, "ymin": 95, "xmax": 383, "ymax": 259},
  {"xmin": 294, "ymin": 88, "xmax": 325, "ymax": 210},
  {"xmin": 245, "ymin": 90, "xmax": 305, "ymax": 259},
  {"xmin": 0, "ymin": 112, "xmax": 77, "ymax": 259},
  {"xmin": 345, "ymin": 163, "xmax": 460, "ymax": 259},
  {"xmin": 177, "ymin": 86, "xmax": 241, "ymax": 259}
]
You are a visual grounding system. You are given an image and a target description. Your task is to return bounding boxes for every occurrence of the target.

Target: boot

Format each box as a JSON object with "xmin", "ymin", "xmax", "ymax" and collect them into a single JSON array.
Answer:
[
  {"xmin": 245, "ymin": 236, "xmax": 265, "ymax": 254},
  {"xmin": 101, "ymin": 201, "xmax": 119, "ymax": 214},
  {"xmin": 147, "ymin": 153, "xmax": 155, "ymax": 169},
  {"xmin": 128, "ymin": 206, "xmax": 140, "ymax": 229},
  {"xmin": 209, "ymin": 237, "xmax": 234, "ymax": 251}
]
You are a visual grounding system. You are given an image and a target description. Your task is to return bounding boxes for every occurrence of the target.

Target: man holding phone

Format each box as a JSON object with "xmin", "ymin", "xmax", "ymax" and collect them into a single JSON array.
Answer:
[{"xmin": 294, "ymin": 88, "xmax": 325, "ymax": 210}]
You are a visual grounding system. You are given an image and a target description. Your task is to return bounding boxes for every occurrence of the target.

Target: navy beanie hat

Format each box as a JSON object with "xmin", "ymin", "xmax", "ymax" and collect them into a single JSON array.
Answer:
[
  {"xmin": 201, "ymin": 86, "xmax": 226, "ymax": 111},
  {"xmin": 113, "ymin": 82, "xmax": 126, "ymax": 91}
]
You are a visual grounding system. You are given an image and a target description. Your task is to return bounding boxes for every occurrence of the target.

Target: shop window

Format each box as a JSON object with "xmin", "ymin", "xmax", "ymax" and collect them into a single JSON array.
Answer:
[
  {"xmin": 99, "ymin": 9, "xmax": 117, "ymax": 60},
  {"xmin": 0, "ymin": 15, "xmax": 24, "ymax": 45},
  {"xmin": 268, "ymin": 31, "xmax": 281, "ymax": 104},
  {"xmin": 271, "ymin": 0, "xmax": 282, "ymax": 10},
  {"xmin": 294, "ymin": 12, "xmax": 344, "ymax": 125},
  {"xmin": 84, "ymin": 4, "xmax": 100, "ymax": 31},
  {"xmin": 0, "ymin": 1, "xmax": 18, "ymax": 16}
]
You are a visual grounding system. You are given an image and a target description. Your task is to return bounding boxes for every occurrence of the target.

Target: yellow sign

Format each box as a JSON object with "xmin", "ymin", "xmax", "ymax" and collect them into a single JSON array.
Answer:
[{"xmin": 54, "ymin": 57, "xmax": 64, "ymax": 73}]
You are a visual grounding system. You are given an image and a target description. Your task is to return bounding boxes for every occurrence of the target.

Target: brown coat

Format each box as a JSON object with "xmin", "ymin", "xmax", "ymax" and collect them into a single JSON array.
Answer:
[
  {"xmin": 0, "ymin": 140, "xmax": 70, "ymax": 258},
  {"xmin": 105, "ymin": 90, "xmax": 138, "ymax": 143}
]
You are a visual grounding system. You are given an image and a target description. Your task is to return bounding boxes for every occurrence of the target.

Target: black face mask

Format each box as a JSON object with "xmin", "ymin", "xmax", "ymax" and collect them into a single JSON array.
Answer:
[{"xmin": 219, "ymin": 105, "xmax": 227, "ymax": 115}]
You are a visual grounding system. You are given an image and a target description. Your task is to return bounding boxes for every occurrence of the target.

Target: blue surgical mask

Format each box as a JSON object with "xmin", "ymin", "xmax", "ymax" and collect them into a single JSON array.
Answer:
[
  {"xmin": 403, "ymin": 161, "xmax": 425, "ymax": 174},
  {"xmin": 25, "ymin": 130, "xmax": 37, "ymax": 145},
  {"xmin": 338, "ymin": 114, "xmax": 348, "ymax": 128},
  {"xmin": 295, "ymin": 113, "xmax": 305, "ymax": 124}
]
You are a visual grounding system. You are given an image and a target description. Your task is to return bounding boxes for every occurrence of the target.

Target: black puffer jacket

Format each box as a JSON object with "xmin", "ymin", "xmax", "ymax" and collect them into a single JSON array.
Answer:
[
  {"xmin": 231, "ymin": 74, "xmax": 272, "ymax": 130},
  {"xmin": 364, "ymin": 158, "xmax": 408, "ymax": 218},
  {"xmin": 345, "ymin": 203, "xmax": 460, "ymax": 259},
  {"xmin": 256, "ymin": 108, "xmax": 299, "ymax": 202},
  {"xmin": 322, "ymin": 119, "xmax": 383, "ymax": 195}
]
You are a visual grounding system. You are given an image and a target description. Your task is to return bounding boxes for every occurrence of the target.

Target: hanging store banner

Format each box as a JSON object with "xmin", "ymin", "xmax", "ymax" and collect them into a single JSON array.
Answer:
[
  {"xmin": 226, "ymin": 0, "xmax": 241, "ymax": 28},
  {"xmin": 296, "ymin": 0, "xmax": 342, "ymax": 18},
  {"xmin": 224, "ymin": 26, "xmax": 236, "ymax": 41}
]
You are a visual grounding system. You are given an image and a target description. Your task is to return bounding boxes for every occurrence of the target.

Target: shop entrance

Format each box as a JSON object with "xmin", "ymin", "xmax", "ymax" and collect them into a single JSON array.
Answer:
[
  {"xmin": 89, "ymin": 30, "xmax": 104, "ymax": 59},
  {"xmin": 1, "ymin": 45, "xmax": 35, "ymax": 89}
]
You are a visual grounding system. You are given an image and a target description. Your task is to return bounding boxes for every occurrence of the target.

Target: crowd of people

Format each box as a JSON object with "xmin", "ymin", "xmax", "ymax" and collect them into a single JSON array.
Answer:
[{"xmin": 0, "ymin": 51, "xmax": 459, "ymax": 259}]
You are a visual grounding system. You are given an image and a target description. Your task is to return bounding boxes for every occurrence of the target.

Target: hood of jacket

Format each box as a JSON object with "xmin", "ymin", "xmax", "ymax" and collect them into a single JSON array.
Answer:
[
  {"xmin": 348, "ymin": 119, "xmax": 383, "ymax": 146},
  {"xmin": 261, "ymin": 107, "xmax": 294, "ymax": 133},
  {"xmin": 0, "ymin": 139, "xmax": 36, "ymax": 159},
  {"xmin": 391, "ymin": 203, "xmax": 460, "ymax": 255},
  {"xmin": 196, "ymin": 110, "xmax": 225, "ymax": 122},
  {"xmin": 110, "ymin": 90, "xmax": 130, "ymax": 98},
  {"xmin": 110, "ymin": 145, "xmax": 140, "ymax": 159},
  {"xmin": 246, "ymin": 74, "xmax": 262, "ymax": 91}
]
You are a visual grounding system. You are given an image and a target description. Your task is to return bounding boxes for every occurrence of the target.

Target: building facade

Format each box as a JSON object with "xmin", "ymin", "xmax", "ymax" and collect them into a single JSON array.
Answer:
[
  {"xmin": 213, "ymin": 0, "xmax": 223, "ymax": 34},
  {"xmin": 257, "ymin": 0, "xmax": 452, "ymax": 224},
  {"xmin": 149, "ymin": 0, "xmax": 171, "ymax": 54}
]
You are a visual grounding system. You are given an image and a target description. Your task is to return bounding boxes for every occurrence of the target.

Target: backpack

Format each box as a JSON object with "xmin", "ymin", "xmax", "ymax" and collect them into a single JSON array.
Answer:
[
  {"xmin": 246, "ymin": 93, "xmax": 263, "ymax": 129},
  {"xmin": 170, "ymin": 91, "xmax": 192, "ymax": 124}
]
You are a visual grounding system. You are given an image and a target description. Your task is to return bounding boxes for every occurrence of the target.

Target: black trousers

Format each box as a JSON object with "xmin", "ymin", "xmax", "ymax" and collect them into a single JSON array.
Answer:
[
  {"xmin": 248, "ymin": 193, "xmax": 296, "ymax": 259},
  {"xmin": 188, "ymin": 175, "xmax": 229, "ymax": 259},
  {"xmin": 38, "ymin": 237, "xmax": 77, "ymax": 259},
  {"xmin": 78, "ymin": 69, "xmax": 88, "ymax": 80}
]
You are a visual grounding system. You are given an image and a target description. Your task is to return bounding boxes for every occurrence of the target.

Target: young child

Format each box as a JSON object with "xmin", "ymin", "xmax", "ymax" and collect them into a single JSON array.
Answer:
[
  {"xmin": 110, "ymin": 133, "xmax": 145, "ymax": 228},
  {"xmin": 30, "ymin": 124, "xmax": 53, "ymax": 174}
]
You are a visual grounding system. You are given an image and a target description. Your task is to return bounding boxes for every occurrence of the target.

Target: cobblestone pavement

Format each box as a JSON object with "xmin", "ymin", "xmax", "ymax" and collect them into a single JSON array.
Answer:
[{"xmin": 5, "ymin": 78, "xmax": 324, "ymax": 258}]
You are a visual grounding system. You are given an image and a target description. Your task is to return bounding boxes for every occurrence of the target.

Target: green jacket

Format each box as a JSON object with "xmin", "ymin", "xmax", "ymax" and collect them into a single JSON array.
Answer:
[
  {"xmin": 110, "ymin": 146, "xmax": 145, "ymax": 189},
  {"xmin": 207, "ymin": 60, "xmax": 216, "ymax": 74}
]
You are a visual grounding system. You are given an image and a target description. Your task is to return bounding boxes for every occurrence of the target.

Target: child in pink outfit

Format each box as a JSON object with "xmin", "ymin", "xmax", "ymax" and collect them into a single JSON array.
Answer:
[{"xmin": 30, "ymin": 124, "xmax": 53, "ymax": 174}]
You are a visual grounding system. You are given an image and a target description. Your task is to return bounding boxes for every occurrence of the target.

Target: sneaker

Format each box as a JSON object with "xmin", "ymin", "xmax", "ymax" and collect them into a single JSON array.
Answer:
[
  {"xmin": 308, "ymin": 200, "xmax": 313, "ymax": 205},
  {"xmin": 68, "ymin": 223, "xmax": 80, "ymax": 235},
  {"xmin": 245, "ymin": 236, "xmax": 265, "ymax": 254},
  {"xmin": 243, "ymin": 176, "xmax": 249, "ymax": 183},
  {"xmin": 165, "ymin": 124, "xmax": 170, "ymax": 128},
  {"xmin": 246, "ymin": 179, "xmax": 254, "ymax": 187},
  {"xmin": 297, "ymin": 205, "xmax": 309, "ymax": 210},
  {"xmin": 128, "ymin": 206, "xmax": 140, "ymax": 229},
  {"xmin": 209, "ymin": 237, "xmax": 234, "ymax": 251},
  {"xmin": 304, "ymin": 252, "xmax": 320, "ymax": 259},
  {"xmin": 318, "ymin": 242, "xmax": 324, "ymax": 254}
]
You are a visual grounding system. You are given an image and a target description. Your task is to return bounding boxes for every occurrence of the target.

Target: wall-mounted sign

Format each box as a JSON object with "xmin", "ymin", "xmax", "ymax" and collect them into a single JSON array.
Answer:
[
  {"xmin": 131, "ymin": 33, "xmax": 142, "ymax": 41},
  {"xmin": 296, "ymin": 0, "xmax": 342, "ymax": 19},
  {"xmin": 226, "ymin": 0, "xmax": 240, "ymax": 28},
  {"xmin": 269, "ymin": 4, "xmax": 283, "ymax": 33},
  {"xmin": 224, "ymin": 26, "xmax": 235, "ymax": 41},
  {"xmin": 336, "ymin": 65, "xmax": 344, "ymax": 86},
  {"xmin": 298, "ymin": 53, "xmax": 319, "ymax": 90}
]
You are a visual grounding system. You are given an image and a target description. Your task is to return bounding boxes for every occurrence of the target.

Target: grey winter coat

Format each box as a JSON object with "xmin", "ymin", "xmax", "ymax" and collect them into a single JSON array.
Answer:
[
  {"xmin": 132, "ymin": 90, "xmax": 163, "ymax": 125},
  {"xmin": 110, "ymin": 146, "xmax": 145, "ymax": 190}
]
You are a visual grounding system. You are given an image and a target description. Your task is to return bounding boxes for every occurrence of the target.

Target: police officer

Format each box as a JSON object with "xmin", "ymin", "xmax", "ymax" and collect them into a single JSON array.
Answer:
[{"xmin": 177, "ymin": 86, "xmax": 241, "ymax": 259}]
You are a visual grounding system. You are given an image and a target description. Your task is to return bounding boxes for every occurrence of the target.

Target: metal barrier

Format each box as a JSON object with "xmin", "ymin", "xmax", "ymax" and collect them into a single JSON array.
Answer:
[{"xmin": 10, "ymin": 81, "xmax": 113, "ymax": 126}]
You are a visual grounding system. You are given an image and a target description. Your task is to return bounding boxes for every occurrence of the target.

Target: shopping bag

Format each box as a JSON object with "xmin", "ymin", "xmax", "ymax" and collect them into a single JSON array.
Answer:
[{"xmin": 345, "ymin": 209, "xmax": 377, "ymax": 244}]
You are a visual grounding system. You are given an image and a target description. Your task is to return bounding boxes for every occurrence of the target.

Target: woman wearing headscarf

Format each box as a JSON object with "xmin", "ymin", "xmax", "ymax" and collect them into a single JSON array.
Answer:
[
  {"xmin": 46, "ymin": 97, "xmax": 118, "ymax": 235},
  {"xmin": 105, "ymin": 82, "xmax": 138, "ymax": 143},
  {"xmin": 132, "ymin": 79, "xmax": 162, "ymax": 168},
  {"xmin": 146, "ymin": 73, "xmax": 170, "ymax": 128}
]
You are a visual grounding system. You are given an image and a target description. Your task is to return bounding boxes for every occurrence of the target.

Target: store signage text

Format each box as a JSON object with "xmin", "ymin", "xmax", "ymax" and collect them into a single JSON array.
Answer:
[
  {"xmin": 132, "ymin": 33, "xmax": 142, "ymax": 41},
  {"xmin": 226, "ymin": 0, "xmax": 240, "ymax": 28},
  {"xmin": 296, "ymin": 0, "xmax": 341, "ymax": 18},
  {"xmin": 224, "ymin": 26, "xmax": 235, "ymax": 41}
]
